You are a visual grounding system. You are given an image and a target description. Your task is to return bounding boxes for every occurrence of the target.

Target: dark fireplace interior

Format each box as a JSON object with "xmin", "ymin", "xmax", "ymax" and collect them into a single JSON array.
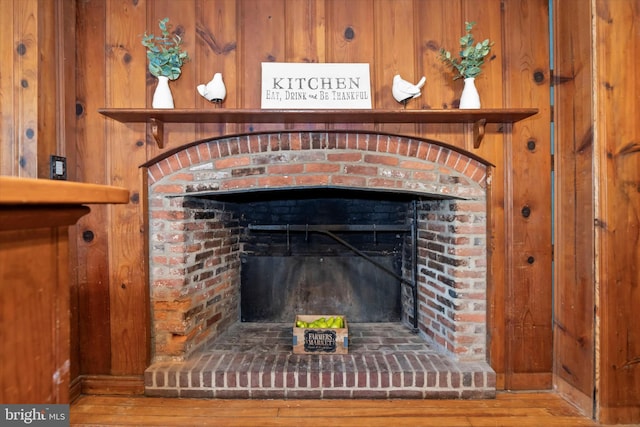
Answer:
[{"xmin": 206, "ymin": 188, "xmax": 418, "ymax": 324}]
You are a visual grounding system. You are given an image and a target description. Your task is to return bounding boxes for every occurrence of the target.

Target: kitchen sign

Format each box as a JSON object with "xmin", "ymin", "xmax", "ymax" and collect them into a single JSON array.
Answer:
[{"xmin": 261, "ymin": 62, "xmax": 372, "ymax": 109}]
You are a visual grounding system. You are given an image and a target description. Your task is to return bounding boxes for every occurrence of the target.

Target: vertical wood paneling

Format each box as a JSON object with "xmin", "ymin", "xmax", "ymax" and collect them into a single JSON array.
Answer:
[
  {"xmin": 57, "ymin": 0, "xmax": 77, "ymax": 178},
  {"xmin": 414, "ymin": 0, "xmax": 464, "ymax": 145},
  {"xmin": 36, "ymin": 0, "xmax": 56, "ymax": 179},
  {"xmin": 501, "ymin": 0, "xmax": 552, "ymax": 390},
  {"xmin": 373, "ymin": 0, "xmax": 417, "ymax": 135},
  {"xmin": 283, "ymin": 0, "xmax": 326, "ymax": 131},
  {"xmin": 105, "ymin": 0, "xmax": 149, "ymax": 375},
  {"xmin": 0, "ymin": 0, "xmax": 17, "ymax": 175},
  {"xmin": 284, "ymin": 0, "xmax": 326, "ymax": 63},
  {"xmin": 148, "ymin": 0, "xmax": 198, "ymax": 148},
  {"xmin": 65, "ymin": 0, "xmax": 555, "ymax": 394},
  {"xmin": 552, "ymin": 0, "xmax": 595, "ymax": 416},
  {"xmin": 148, "ymin": 1, "xmax": 197, "ymax": 110},
  {"xmin": 594, "ymin": 0, "xmax": 640, "ymax": 423},
  {"xmin": 74, "ymin": 0, "xmax": 111, "ymax": 376},
  {"xmin": 238, "ymin": 0, "xmax": 286, "ymax": 132},
  {"xmin": 193, "ymin": 0, "xmax": 239, "ymax": 138},
  {"xmin": 0, "ymin": 0, "xmax": 629, "ymax": 422},
  {"xmin": 14, "ymin": 0, "xmax": 38, "ymax": 178},
  {"xmin": 6, "ymin": 2, "xmax": 640, "ymax": 421},
  {"xmin": 461, "ymin": 0, "xmax": 502, "ymax": 111},
  {"xmin": 0, "ymin": 0, "xmax": 68, "ymax": 177},
  {"xmin": 325, "ymin": 0, "xmax": 374, "ymax": 131},
  {"xmin": 57, "ymin": 0, "xmax": 79, "ymax": 383},
  {"xmin": 458, "ymin": 0, "xmax": 507, "ymax": 384}
]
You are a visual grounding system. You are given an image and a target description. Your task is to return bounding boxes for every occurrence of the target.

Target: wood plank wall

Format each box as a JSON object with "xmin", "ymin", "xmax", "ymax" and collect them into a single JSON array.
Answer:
[
  {"xmin": 552, "ymin": 0, "xmax": 596, "ymax": 417},
  {"xmin": 1, "ymin": 0, "xmax": 638, "ymax": 423},
  {"xmin": 591, "ymin": 0, "xmax": 640, "ymax": 423},
  {"xmin": 75, "ymin": 0, "xmax": 551, "ymax": 393},
  {"xmin": 7, "ymin": 0, "xmax": 554, "ymax": 392},
  {"xmin": 0, "ymin": 0, "xmax": 56, "ymax": 178},
  {"xmin": 553, "ymin": 0, "xmax": 640, "ymax": 424}
]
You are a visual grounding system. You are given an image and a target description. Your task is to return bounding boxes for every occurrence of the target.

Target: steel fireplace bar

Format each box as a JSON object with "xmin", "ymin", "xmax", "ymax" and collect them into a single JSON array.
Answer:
[
  {"xmin": 248, "ymin": 224, "xmax": 411, "ymax": 232},
  {"xmin": 248, "ymin": 223, "xmax": 418, "ymax": 329},
  {"xmin": 411, "ymin": 200, "xmax": 419, "ymax": 330}
]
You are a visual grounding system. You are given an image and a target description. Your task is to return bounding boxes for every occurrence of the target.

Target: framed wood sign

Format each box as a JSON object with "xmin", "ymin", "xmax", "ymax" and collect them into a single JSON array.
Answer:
[{"xmin": 261, "ymin": 62, "xmax": 372, "ymax": 109}]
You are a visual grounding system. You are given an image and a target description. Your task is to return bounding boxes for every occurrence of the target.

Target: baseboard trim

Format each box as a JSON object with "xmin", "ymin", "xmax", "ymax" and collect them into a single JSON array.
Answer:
[
  {"xmin": 69, "ymin": 376, "xmax": 83, "ymax": 402},
  {"xmin": 504, "ymin": 372, "xmax": 553, "ymax": 390},
  {"xmin": 553, "ymin": 375, "xmax": 593, "ymax": 418},
  {"xmin": 79, "ymin": 375, "xmax": 145, "ymax": 396}
]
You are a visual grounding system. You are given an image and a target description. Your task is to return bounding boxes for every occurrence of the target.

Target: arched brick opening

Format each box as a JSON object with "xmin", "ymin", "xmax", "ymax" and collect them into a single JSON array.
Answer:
[{"xmin": 145, "ymin": 131, "xmax": 490, "ymax": 366}]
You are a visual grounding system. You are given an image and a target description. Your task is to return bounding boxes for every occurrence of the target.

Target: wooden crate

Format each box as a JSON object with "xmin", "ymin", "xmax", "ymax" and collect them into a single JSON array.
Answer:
[{"xmin": 292, "ymin": 315, "xmax": 349, "ymax": 354}]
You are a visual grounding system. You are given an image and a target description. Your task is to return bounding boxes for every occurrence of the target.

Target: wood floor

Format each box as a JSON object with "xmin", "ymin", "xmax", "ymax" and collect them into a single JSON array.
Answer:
[{"xmin": 70, "ymin": 392, "xmax": 600, "ymax": 426}]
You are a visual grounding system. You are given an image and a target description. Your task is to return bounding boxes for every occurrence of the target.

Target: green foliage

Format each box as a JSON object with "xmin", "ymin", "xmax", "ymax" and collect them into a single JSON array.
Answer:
[
  {"xmin": 439, "ymin": 22, "xmax": 494, "ymax": 80},
  {"xmin": 141, "ymin": 18, "xmax": 188, "ymax": 80}
]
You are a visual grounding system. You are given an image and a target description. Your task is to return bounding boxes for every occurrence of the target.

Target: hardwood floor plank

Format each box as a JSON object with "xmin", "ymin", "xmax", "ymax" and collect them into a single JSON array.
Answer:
[
  {"xmin": 277, "ymin": 406, "xmax": 551, "ymax": 417},
  {"xmin": 71, "ymin": 403, "xmax": 280, "ymax": 417},
  {"xmin": 467, "ymin": 417, "xmax": 597, "ymax": 427},
  {"xmin": 72, "ymin": 415, "xmax": 476, "ymax": 427},
  {"xmin": 70, "ymin": 392, "xmax": 599, "ymax": 427}
]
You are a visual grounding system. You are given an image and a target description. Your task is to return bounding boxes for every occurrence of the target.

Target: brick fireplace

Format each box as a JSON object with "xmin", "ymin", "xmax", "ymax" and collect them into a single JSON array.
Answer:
[{"xmin": 143, "ymin": 131, "xmax": 494, "ymax": 398}]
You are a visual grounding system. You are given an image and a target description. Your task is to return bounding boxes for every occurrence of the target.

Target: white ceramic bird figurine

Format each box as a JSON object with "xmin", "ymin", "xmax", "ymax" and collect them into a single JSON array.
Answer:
[
  {"xmin": 197, "ymin": 73, "xmax": 227, "ymax": 103},
  {"xmin": 392, "ymin": 74, "xmax": 426, "ymax": 107}
]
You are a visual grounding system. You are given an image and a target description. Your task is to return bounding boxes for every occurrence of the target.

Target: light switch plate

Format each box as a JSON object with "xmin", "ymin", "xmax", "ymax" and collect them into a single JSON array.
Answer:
[{"xmin": 50, "ymin": 155, "xmax": 67, "ymax": 180}]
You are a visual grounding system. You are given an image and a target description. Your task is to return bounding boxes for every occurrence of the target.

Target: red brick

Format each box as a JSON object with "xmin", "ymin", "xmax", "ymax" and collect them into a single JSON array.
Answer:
[
  {"xmin": 220, "ymin": 177, "xmax": 258, "ymax": 190},
  {"xmin": 150, "ymin": 210, "xmax": 188, "ymax": 220},
  {"xmin": 327, "ymin": 152, "xmax": 362, "ymax": 162},
  {"xmin": 305, "ymin": 163, "xmax": 340, "ymax": 173},
  {"xmin": 330, "ymin": 175, "xmax": 367, "ymax": 187},
  {"xmin": 148, "ymin": 164, "xmax": 164, "ymax": 182},
  {"xmin": 156, "ymin": 159, "xmax": 172, "ymax": 176},
  {"xmin": 364, "ymin": 154, "xmax": 399, "ymax": 166},
  {"xmin": 167, "ymin": 173, "xmax": 195, "ymax": 182},
  {"xmin": 387, "ymin": 136, "xmax": 400, "ymax": 154},
  {"xmin": 267, "ymin": 163, "xmax": 304, "ymax": 174},
  {"xmin": 257, "ymin": 176, "xmax": 295, "ymax": 187},
  {"xmin": 295, "ymin": 175, "xmax": 330, "ymax": 186},
  {"xmin": 163, "ymin": 155, "xmax": 179, "ymax": 173},
  {"xmin": 399, "ymin": 159, "xmax": 435, "ymax": 171},
  {"xmin": 215, "ymin": 156, "xmax": 251, "ymax": 170},
  {"xmin": 427, "ymin": 146, "xmax": 440, "ymax": 162},
  {"xmin": 455, "ymin": 313, "xmax": 486, "ymax": 322},
  {"xmin": 470, "ymin": 167, "xmax": 486, "ymax": 183},
  {"xmin": 344, "ymin": 165, "xmax": 378, "ymax": 176},
  {"xmin": 186, "ymin": 146, "xmax": 201, "ymax": 164},
  {"xmin": 368, "ymin": 178, "xmax": 402, "ymax": 189},
  {"xmin": 416, "ymin": 141, "xmax": 430, "ymax": 159},
  {"xmin": 153, "ymin": 184, "xmax": 185, "ymax": 194}
]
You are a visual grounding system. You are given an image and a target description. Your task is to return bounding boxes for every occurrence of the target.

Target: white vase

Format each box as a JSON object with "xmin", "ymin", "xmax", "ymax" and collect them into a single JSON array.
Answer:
[
  {"xmin": 152, "ymin": 76, "xmax": 174, "ymax": 109},
  {"xmin": 459, "ymin": 77, "xmax": 481, "ymax": 109}
]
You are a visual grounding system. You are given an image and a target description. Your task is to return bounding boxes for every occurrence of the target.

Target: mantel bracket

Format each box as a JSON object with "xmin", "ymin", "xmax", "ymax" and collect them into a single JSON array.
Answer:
[
  {"xmin": 473, "ymin": 118, "xmax": 487, "ymax": 149},
  {"xmin": 148, "ymin": 118, "xmax": 165, "ymax": 149}
]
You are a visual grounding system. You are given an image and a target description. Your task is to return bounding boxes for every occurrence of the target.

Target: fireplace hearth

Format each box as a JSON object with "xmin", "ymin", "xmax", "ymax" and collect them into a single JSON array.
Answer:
[
  {"xmin": 144, "ymin": 131, "xmax": 492, "ymax": 398},
  {"xmin": 145, "ymin": 322, "xmax": 495, "ymax": 399}
]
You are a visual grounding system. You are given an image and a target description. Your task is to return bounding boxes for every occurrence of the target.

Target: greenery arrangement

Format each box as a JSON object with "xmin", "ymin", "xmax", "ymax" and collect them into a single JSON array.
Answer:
[
  {"xmin": 439, "ymin": 22, "xmax": 494, "ymax": 80},
  {"xmin": 141, "ymin": 18, "xmax": 188, "ymax": 80}
]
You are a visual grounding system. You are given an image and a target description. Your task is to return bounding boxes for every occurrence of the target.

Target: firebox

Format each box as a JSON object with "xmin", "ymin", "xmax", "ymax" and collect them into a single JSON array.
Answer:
[{"xmin": 224, "ymin": 188, "xmax": 412, "ymax": 323}]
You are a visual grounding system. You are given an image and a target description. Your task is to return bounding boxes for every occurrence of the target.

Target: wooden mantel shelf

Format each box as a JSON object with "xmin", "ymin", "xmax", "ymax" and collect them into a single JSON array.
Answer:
[
  {"xmin": 0, "ymin": 176, "xmax": 129, "ymax": 205},
  {"xmin": 98, "ymin": 108, "xmax": 538, "ymax": 149},
  {"xmin": 0, "ymin": 176, "xmax": 130, "ymax": 231}
]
